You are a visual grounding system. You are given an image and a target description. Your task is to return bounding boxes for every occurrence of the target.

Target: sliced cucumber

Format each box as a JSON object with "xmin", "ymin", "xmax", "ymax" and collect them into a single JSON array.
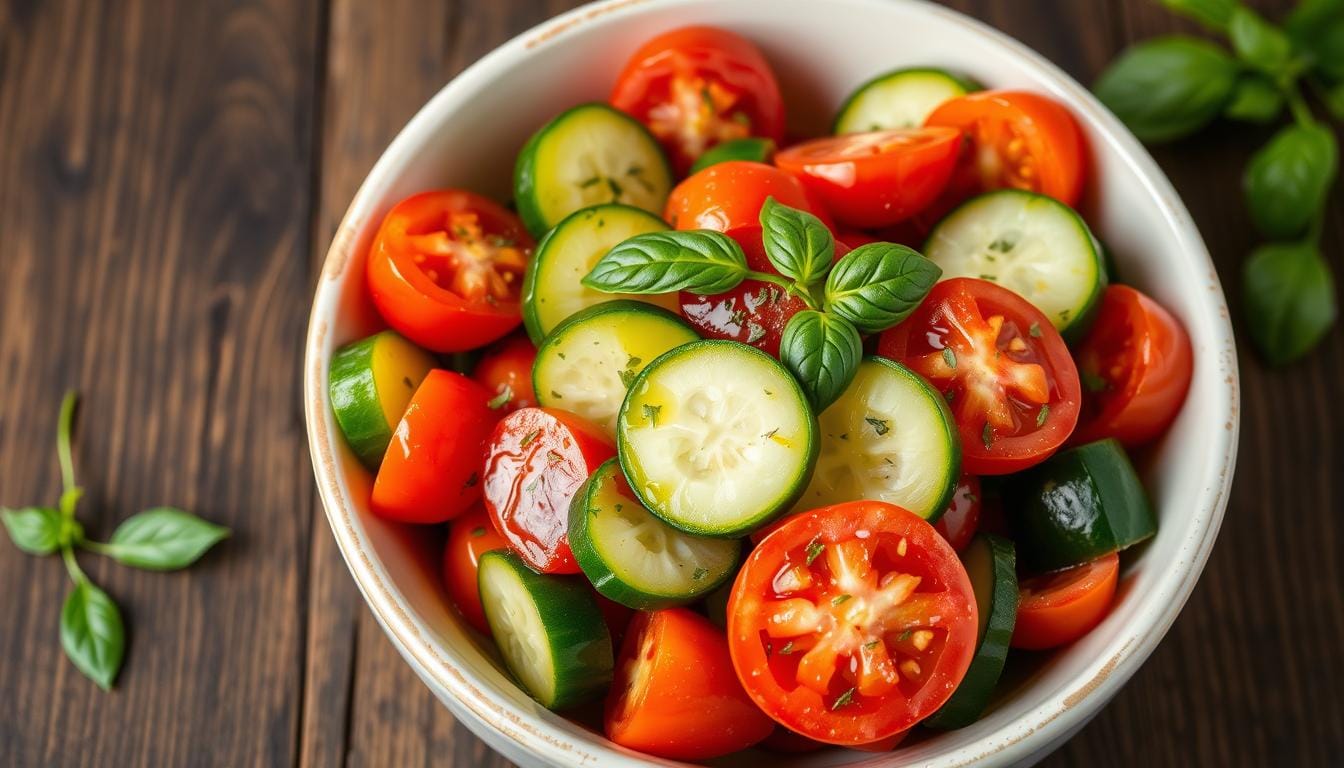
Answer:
[
  {"xmin": 477, "ymin": 550, "xmax": 613, "ymax": 709},
  {"xmin": 569, "ymin": 458, "xmax": 740, "ymax": 609},
  {"xmin": 834, "ymin": 67, "xmax": 978, "ymax": 133},
  {"xmin": 795, "ymin": 357, "xmax": 960, "ymax": 521},
  {"xmin": 925, "ymin": 190, "xmax": 1107, "ymax": 341},
  {"xmin": 1005, "ymin": 438, "xmax": 1156, "ymax": 573},
  {"xmin": 618, "ymin": 340, "xmax": 817, "ymax": 537},
  {"xmin": 690, "ymin": 137, "xmax": 776, "ymax": 173},
  {"xmin": 329, "ymin": 331, "xmax": 435, "ymax": 468},
  {"xmin": 925, "ymin": 534, "xmax": 1018, "ymax": 730},
  {"xmin": 521, "ymin": 204, "xmax": 678, "ymax": 343},
  {"xmin": 533, "ymin": 301, "xmax": 698, "ymax": 435},
  {"xmin": 514, "ymin": 103, "xmax": 672, "ymax": 237}
]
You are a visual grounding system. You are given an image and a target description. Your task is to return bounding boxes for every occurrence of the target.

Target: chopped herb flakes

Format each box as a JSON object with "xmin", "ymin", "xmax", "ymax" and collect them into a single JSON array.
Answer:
[
  {"xmin": 471, "ymin": 527, "xmax": 486, "ymax": 537},
  {"xmin": 805, "ymin": 538, "xmax": 824, "ymax": 565},
  {"xmin": 746, "ymin": 322, "xmax": 766, "ymax": 344},
  {"xmin": 1029, "ymin": 322, "xmax": 1042, "ymax": 338},
  {"xmin": 487, "ymin": 385, "xmax": 513, "ymax": 410},
  {"xmin": 779, "ymin": 641, "xmax": 795, "ymax": 655},
  {"xmin": 1036, "ymin": 404, "xmax": 1050, "ymax": 427},
  {"xmin": 863, "ymin": 640, "xmax": 880, "ymax": 650},
  {"xmin": 865, "ymin": 416, "xmax": 890, "ymax": 436},
  {"xmin": 942, "ymin": 347, "xmax": 957, "ymax": 369},
  {"xmin": 982, "ymin": 422, "xmax": 993, "ymax": 449},
  {"xmin": 520, "ymin": 430, "xmax": 541, "ymax": 448},
  {"xmin": 831, "ymin": 688, "xmax": 856, "ymax": 710},
  {"xmin": 642, "ymin": 403, "xmax": 662, "ymax": 426},
  {"xmin": 692, "ymin": 567, "xmax": 708, "ymax": 581},
  {"xmin": 831, "ymin": 593, "xmax": 852, "ymax": 606},
  {"xmin": 762, "ymin": 428, "xmax": 779, "ymax": 440}
]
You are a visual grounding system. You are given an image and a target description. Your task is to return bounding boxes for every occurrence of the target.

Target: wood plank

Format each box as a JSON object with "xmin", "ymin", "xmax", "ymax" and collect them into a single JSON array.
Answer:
[{"xmin": 0, "ymin": 0, "xmax": 322, "ymax": 765}]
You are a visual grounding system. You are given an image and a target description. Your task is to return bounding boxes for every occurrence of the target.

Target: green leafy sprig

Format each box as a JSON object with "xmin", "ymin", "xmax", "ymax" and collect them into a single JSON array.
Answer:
[
  {"xmin": 1, "ymin": 392, "xmax": 229, "ymax": 689},
  {"xmin": 1094, "ymin": 0, "xmax": 1342, "ymax": 366},
  {"xmin": 583, "ymin": 198, "xmax": 942, "ymax": 409}
]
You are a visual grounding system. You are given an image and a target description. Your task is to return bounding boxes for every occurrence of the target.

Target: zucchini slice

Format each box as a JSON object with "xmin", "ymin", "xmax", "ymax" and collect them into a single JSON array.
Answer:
[
  {"xmin": 618, "ymin": 340, "xmax": 818, "ymax": 537},
  {"xmin": 477, "ymin": 550, "xmax": 613, "ymax": 709},
  {"xmin": 925, "ymin": 189, "xmax": 1107, "ymax": 341},
  {"xmin": 521, "ymin": 204, "xmax": 678, "ymax": 343},
  {"xmin": 795, "ymin": 357, "xmax": 960, "ymax": 521},
  {"xmin": 1005, "ymin": 438, "xmax": 1156, "ymax": 573},
  {"xmin": 925, "ymin": 534, "xmax": 1019, "ymax": 730},
  {"xmin": 328, "ymin": 331, "xmax": 435, "ymax": 468},
  {"xmin": 533, "ymin": 300, "xmax": 698, "ymax": 435},
  {"xmin": 569, "ymin": 458, "xmax": 740, "ymax": 609},
  {"xmin": 689, "ymin": 137, "xmax": 776, "ymax": 173},
  {"xmin": 514, "ymin": 103, "xmax": 672, "ymax": 237},
  {"xmin": 834, "ymin": 67, "xmax": 978, "ymax": 133}
]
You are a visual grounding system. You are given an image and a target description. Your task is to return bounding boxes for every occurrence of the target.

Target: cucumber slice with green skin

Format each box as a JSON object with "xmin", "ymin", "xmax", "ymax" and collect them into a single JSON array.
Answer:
[
  {"xmin": 618, "ymin": 340, "xmax": 818, "ymax": 537},
  {"xmin": 925, "ymin": 189, "xmax": 1107, "ymax": 343},
  {"xmin": 569, "ymin": 458, "xmax": 740, "ymax": 609},
  {"xmin": 1004, "ymin": 438, "xmax": 1156, "ymax": 573},
  {"xmin": 795, "ymin": 357, "xmax": 960, "ymax": 521},
  {"xmin": 689, "ymin": 137, "xmax": 776, "ymax": 174},
  {"xmin": 925, "ymin": 534, "xmax": 1019, "ymax": 730},
  {"xmin": 533, "ymin": 300, "xmax": 699, "ymax": 435},
  {"xmin": 514, "ymin": 103, "xmax": 673, "ymax": 238},
  {"xmin": 328, "ymin": 331, "xmax": 435, "ymax": 468},
  {"xmin": 477, "ymin": 550, "xmax": 613, "ymax": 709},
  {"xmin": 520, "ymin": 204, "xmax": 678, "ymax": 344},
  {"xmin": 833, "ymin": 67, "xmax": 979, "ymax": 133}
]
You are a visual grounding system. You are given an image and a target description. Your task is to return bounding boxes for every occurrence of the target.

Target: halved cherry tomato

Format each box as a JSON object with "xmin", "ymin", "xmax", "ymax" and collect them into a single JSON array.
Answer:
[
  {"xmin": 606, "ymin": 608, "xmax": 774, "ymax": 760},
  {"xmin": 1012, "ymin": 552, "xmax": 1119, "ymax": 650},
  {"xmin": 482, "ymin": 407, "xmax": 614, "ymax": 574},
  {"xmin": 679, "ymin": 234, "xmax": 811, "ymax": 356},
  {"xmin": 371, "ymin": 370, "xmax": 495, "ymax": 523},
  {"xmin": 934, "ymin": 474, "xmax": 982, "ymax": 552},
  {"xmin": 878, "ymin": 278, "xmax": 1082, "ymax": 475},
  {"xmin": 924, "ymin": 90, "xmax": 1087, "ymax": 209},
  {"xmin": 611, "ymin": 27, "xmax": 786, "ymax": 175},
  {"xmin": 1073, "ymin": 286, "xmax": 1193, "ymax": 447},
  {"xmin": 366, "ymin": 190, "xmax": 534, "ymax": 353},
  {"xmin": 728, "ymin": 501, "xmax": 977, "ymax": 745},
  {"xmin": 472, "ymin": 333, "xmax": 537, "ymax": 413},
  {"xmin": 664, "ymin": 160, "xmax": 832, "ymax": 236},
  {"xmin": 443, "ymin": 507, "xmax": 508, "ymax": 634},
  {"xmin": 835, "ymin": 228, "xmax": 880, "ymax": 250},
  {"xmin": 774, "ymin": 127, "xmax": 962, "ymax": 229}
]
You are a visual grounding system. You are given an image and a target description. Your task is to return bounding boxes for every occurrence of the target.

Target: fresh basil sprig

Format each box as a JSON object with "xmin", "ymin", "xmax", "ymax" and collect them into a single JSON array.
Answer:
[
  {"xmin": 760, "ymin": 196, "xmax": 834, "ymax": 289},
  {"xmin": 779, "ymin": 311, "xmax": 863, "ymax": 411},
  {"xmin": 825, "ymin": 243, "xmax": 943, "ymax": 333},
  {"xmin": 0, "ymin": 392, "xmax": 229, "ymax": 689},
  {"xmin": 582, "ymin": 230, "xmax": 750, "ymax": 294},
  {"xmin": 1094, "ymin": 0, "xmax": 1343, "ymax": 366}
]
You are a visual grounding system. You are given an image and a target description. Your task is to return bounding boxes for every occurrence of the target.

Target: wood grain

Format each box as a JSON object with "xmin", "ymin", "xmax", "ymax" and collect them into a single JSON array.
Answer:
[{"xmin": 0, "ymin": 0, "xmax": 1340, "ymax": 766}]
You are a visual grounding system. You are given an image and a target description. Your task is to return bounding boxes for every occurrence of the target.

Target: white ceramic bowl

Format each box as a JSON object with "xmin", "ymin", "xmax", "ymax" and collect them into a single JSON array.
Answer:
[{"xmin": 304, "ymin": 1, "xmax": 1240, "ymax": 765}]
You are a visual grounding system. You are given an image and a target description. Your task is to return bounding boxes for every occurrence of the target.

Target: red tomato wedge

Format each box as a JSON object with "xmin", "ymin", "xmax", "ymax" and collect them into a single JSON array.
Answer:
[
  {"xmin": 728, "ymin": 501, "xmax": 977, "ymax": 745},
  {"xmin": 1073, "ymin": 285, "xmax": 1193, "ymax": 447},
  {"xmin": 482, "ymin": 407, "xmax": 614, "ymax": 574},
  {"xmin": 774, "ymin": 127, "xmax": 962, "ymax": 228},
  {"xmin": 606, "ymin": 608, "xmax": 774, "ymax": 760},
  {"xmin": 443, "ymin": 507, "xmax": 508, "ymax": 634},
  {"xmin": 611, "ymin": 26, "xmax": 786, "ymax": 175},
  {"xmin": 370, "ymin": 370, "xmax": 495, "ymax": 524},
  {"xmin": 878, "ymin": 278, "xmax": 1081, "ymax": 475},
  {"xmin": 472, "ymin": 333, "xmax": 538, "ymax": 413},
  {"xmin": 665, "ymin": 160, "xmax": 832, "ymax": 235},
  {"xmin": 1013, "ymin": 552, "xmax": 1119, "ymax": 650},
  {"xmin": 934, "ymin": 474, "xmax": 982, "ymax": 552},
  {"xmin": 366, "ymin": 190, "xmax": 534, "ymax": 352}
]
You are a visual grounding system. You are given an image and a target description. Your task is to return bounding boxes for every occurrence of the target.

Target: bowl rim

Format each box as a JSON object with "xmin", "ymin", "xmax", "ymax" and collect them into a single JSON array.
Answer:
[{"xmin": 303, "ymin": 0, "xmax": 1240, "ymax": 765}]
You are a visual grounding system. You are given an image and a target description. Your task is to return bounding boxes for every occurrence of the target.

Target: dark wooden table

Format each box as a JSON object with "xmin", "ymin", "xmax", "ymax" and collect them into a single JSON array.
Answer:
[{"xmin": 1, "ymin": 0, "xmax": 1340, "ymax": 765}]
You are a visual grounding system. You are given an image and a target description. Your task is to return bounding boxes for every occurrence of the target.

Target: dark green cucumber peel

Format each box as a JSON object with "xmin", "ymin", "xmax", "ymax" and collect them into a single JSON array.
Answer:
[
  {"xmin": 1005, "ymin": 439, "xmax": 1156, "ymax": 573},
  {"xmin": 328, "ymin": 331, "xmax": 428, "ymax": 468}
]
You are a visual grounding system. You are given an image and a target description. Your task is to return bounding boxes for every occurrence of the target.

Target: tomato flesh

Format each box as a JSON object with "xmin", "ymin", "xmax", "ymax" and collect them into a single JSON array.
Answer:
[
  {"xmin": 934, "ymin": 474, "xmax": 982, "ymax": 552},
  {"xmin": 482, "ymin": 407, "xmax": 614, "ymax": 574},
  {"xmin": 878, "ymin": 278, "xmax": 1081, "ymax": 475},
  {"xmin": 664, "ymin": 160, "xmax": 832, "ymax": 235},
  {"xmin": 443, "ymin": 507, "xmax": 508, "ymax": 634},
  {"xmin": 1013, "ymin": 552, "xmax": 1119, "ymax": 650},
  {"xmin": 679, "ymin": 233, "xmax": 810, "ymax": 356},
  {"xmin": 728, "ymin": 501, "xmax": 977, "ymax": 744},
  {"xmin": 472, "ymin": 333, "xmax": 537, "ymax": 413}
]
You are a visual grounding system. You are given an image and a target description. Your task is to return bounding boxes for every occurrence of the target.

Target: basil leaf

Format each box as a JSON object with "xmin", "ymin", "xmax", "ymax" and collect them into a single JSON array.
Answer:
[
  {"xmin": 1243, "ymin": 242, "xmax": 1337, "ymax": 366},
  {"xmin": 1285, "ymin": 0, "xmax": 1344, "ymax": 80},
  {"xmin": 779, "ymin": 311, "xmax": 862, "ymax": 411},
  {"xmin": 1324, "ymin": 81, "xmax": 1344, "ymax": 123},
  {"xmin": 1228, "ymin": 7, "xmax": 1294, "ymax": 73},
  {"xmin": 1094, "ymin": 37, "xmax": 1240, "ymax": 143},
  {"xmin": 1244, "ymin": 124, "xmax": 1338, "ymax": 239},
  {"xmin": 104, "ymin": 507, "xmax": 230, "ymax": 570},
  {"xmin": 583, "ymin": 230, "xmax": 749, "ymax": 295},
  {"xmin": 1159, "ymin": 0, "xmax": 1237, "ymax": 31},
  {"xmin": 1222, "ymin": 75, "xmax": 1284, "ymax": 124},
  {"xmin": 61, "ymin": 580, "xmax": 125, "ymax": 690},
  {"xmin": 1, "ymin": 506, "xmax": 63, "ymax": 555},
  {"xmin": 824, "ymin": 243, "xmax": 942, "ymax": 333},
  {"xmin": 760, "ymin": 196, "xmax": 835, "ymax": 287}
]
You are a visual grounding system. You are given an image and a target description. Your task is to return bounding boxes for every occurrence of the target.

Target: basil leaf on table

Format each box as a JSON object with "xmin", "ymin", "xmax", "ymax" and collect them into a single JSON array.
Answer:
[
  {"xmin": 1159, "ymin": 0, "xmax": 1237, "ymax": 32},
  {"xmin": 2, "ymin": 507, "xmax": 64, "ymax": 555},
  {"xmin": 1094, "ymin": 37, "xmax": 1240, "ymax": 143},
  {"xmin": 1223, "ymin": 75, "xmax": 1284, "ymax": 124},
  {"xmin": 102, "ymin": 507, "xmax": 230, "ymax": 570},
  {"xmin": 824, "ymin": 243, "xmax": 942, "ymax": 333},
  {"xmin": 1242, "ymin": 242, "xmax": 1338, "ymax": 366},
  {"xmin": 1228, "ymin": 7, "xmax": 1294, "ymax": 74},
  {"xmin": 584, "ymin": 230, "xmax": 749, "ymax": 295},
  {"xmin": 60, "ymin": 580, "xmax": 125, "ymax": 691},
  {"xmin": 760, "ymin": 196, "xmax": 834, "ymax": 287},
  {"xmin": 779, "ymin": 311, "xmax": 863, "ymax": 412},
  {"xmin": 1244, "ymin": 124, "xmax": 1338, "ymax": 239},
  {"xmin": 1285, "ymin": 0, "xmax": 1344, "ymax": 81}
]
